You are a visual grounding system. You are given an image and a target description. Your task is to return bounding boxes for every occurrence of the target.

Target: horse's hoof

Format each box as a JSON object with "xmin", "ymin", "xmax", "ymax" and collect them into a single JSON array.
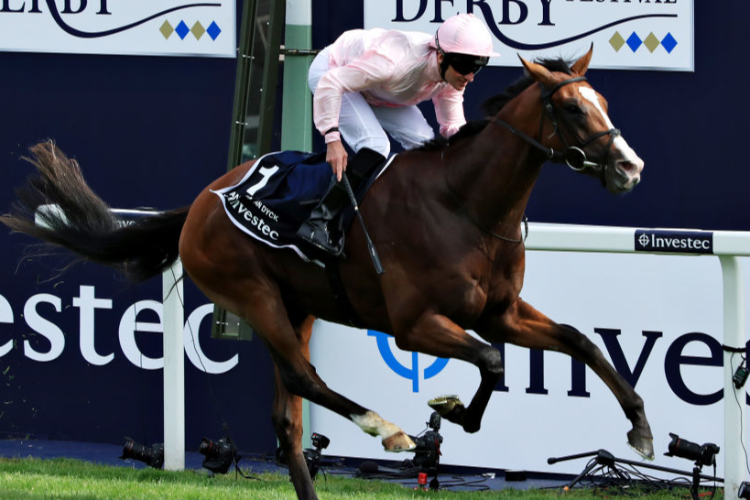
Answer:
[
  {"xmin": 382, "ymin": 431, "xmax": 416, "ymax": 452},
  {"xmin": 428, "ymin": 395, "xmax": 466, "ymax": 425},
  {"xmin": 428, "ymin": 395, "xmax": 461, "ymax": 414},
  {"xmin": 627, "ymin": 430, "xmax": 655, "ymax": 460}
]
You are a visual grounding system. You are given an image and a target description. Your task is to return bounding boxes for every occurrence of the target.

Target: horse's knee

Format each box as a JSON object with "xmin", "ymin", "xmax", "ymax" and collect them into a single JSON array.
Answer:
[
  {"xmin": 271, "ymin": 411, "xmax": 301, "ymax": 444},
  {"xmin": 392, "ymin": 332, "xmax": 411, "ymax": 352},
  {"xmin": 480, "ymin": 346, "xmax": 504, "ymax": 378},
  {"xmin": 271, "ymin": 401, "xmax": 301, "ymax": 432}
]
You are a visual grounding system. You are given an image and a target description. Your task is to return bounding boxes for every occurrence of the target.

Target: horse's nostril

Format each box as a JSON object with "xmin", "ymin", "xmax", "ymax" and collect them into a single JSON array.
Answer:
[{"xmin": 618, "ymin": 161, "xmax": 636, "ymax": 174}]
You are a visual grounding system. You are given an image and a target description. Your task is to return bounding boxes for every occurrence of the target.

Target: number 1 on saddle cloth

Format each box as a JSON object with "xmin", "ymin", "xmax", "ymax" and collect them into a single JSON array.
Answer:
[{"xmin": 212, "ymin": 148, "xmax": 386, "ymax": 261}]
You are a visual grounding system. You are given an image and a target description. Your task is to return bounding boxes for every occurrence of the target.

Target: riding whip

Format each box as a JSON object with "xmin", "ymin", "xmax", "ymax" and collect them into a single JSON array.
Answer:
[{"xmin": 341, "ymin": 175, "xmax": 384, "ymax": 275}]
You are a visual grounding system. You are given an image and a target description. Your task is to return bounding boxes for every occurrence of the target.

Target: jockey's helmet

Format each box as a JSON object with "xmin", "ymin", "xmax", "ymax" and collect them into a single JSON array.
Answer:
[{"xmin": 430, "ymin": 13, "xmax": 500, "ymax": 76}]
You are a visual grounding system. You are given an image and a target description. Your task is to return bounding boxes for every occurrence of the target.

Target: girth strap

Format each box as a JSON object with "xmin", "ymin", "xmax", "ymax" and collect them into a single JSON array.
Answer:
[{"xmin": 324, "ymin": 257, "xmax": 366, "ymax": 329}]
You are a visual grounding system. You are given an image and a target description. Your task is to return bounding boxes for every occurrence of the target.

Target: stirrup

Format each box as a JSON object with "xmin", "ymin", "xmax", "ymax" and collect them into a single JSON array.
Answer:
[{"xmin": 297, "ymin": 221, "xmax": 344, "ymax": 256}]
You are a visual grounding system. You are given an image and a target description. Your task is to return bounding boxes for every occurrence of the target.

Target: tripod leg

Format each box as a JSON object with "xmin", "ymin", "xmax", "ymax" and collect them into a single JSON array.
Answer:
[
  {"xmin": 547, "ymin": 450, "xmax": 601, "ymax": 465},
  {"xmin": 691, "ymin": 466, "xmax": 701, "ymax": 500},
  {"xmin": 567, "ymin": 458, "xmax": 601, "ymax": 489}
]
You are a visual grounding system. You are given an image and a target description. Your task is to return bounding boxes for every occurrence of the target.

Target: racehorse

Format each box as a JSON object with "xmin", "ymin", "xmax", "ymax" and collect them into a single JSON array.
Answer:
[{"xmin": 2, "ymin": 47, "xmax": 649, "ymax": 500}]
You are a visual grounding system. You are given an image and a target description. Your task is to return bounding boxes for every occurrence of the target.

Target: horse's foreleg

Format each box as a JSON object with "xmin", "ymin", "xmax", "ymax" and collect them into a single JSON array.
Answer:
[
  {"xmin": 477, "ymin": 299, "xmax": 654, "ymax": 459},
  {"xmin": 239, "ymin": 290, "xmax": 415, "ymax": 453},
  {"xmin": 272, "ymin": 366, "xmax": 317, "ymax": 500},
  {"xmin": 393, "ymin": 314, "xmax": 504, "ymax": 433}
]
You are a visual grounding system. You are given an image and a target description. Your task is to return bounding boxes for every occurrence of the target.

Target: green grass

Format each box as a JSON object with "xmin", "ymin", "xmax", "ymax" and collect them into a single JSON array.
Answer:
[{"xmin": 0, "ymin": 457, "xmax": 718, "ymax": 500}]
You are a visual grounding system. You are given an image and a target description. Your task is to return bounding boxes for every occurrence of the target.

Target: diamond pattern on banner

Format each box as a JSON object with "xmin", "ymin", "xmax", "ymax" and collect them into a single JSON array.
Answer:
[
  {"xmin": 175, "ymin": 21, "xmax": 190, "ymax": 40},
  {"xmin": 626, "ymin": 32, "xmax": 642, "ymax": 52},
  {"xmin": 207, "ymin": 21, "xmax": 222, "ymax": 41},
  {"xmin": 644, "ymin": 32, "xmax": 660, "ymax": 53},
  {"xmin": 159, "ymin": 20, "xmax": 174, "ymax": 40},
  {"xmin": 609, "ymin": 32, "xmax": 625, "ymax": 52},
  {"xmin": 662, "ymin": 33, "xmax": 678, "ymax": 54},
  {"xmin": 192, "ymin": 21, "xmax": 206, "ymax": 40}
]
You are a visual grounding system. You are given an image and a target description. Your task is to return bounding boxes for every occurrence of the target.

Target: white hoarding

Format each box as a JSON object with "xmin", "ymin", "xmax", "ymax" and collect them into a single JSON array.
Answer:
[
  {"xmin": 309, "ymin": 252, "xmax": 747, "ymax": 475},
  {"xmin": 0, "ymin": 1, "xmax": 236, "ymax": 58},
  {"xmin": 364, "ymin": 0, "xmax": 693, "ymax": 71}
]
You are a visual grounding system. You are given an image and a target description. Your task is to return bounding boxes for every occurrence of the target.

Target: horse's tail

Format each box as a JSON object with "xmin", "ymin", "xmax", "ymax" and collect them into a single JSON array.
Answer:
[{"xmin": 0, "ymin": 141, "xmax": 188, "ymax": 282}]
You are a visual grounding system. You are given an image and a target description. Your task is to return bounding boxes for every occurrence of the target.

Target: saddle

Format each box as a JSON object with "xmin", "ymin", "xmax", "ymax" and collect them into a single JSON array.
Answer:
[{"xmin": 212, "ymin": 150, "xmax": 391, "ymax": 262}]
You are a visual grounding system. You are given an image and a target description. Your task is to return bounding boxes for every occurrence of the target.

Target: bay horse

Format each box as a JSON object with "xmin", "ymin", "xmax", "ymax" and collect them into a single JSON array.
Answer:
[{"xmin": 2, "ymin": 48, "xmax": 649, "ymax": 499}]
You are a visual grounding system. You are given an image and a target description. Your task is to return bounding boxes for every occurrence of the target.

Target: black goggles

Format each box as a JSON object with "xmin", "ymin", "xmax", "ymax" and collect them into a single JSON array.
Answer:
[{"xmin": 446, "ymin": 54, "xmax": 489, "ymax": 75}]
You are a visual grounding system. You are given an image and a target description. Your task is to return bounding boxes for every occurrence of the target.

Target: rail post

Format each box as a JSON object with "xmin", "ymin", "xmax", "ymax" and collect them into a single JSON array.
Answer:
[{"xmin": 720, "ymin": 256, "xmax": 746, "ymax": 500}]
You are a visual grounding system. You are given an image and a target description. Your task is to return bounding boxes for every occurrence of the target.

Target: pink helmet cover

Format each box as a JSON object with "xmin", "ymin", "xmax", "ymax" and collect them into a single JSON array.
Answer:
[{"xmin": 430, "ymin": 13, "xmax": 500, "ymax": 58}]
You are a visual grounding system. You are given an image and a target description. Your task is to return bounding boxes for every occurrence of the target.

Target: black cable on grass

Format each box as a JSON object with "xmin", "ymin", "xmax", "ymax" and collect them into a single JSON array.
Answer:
[{"xmin": 570, "ymin": 457, "xmax": 720, "ymax": 499}]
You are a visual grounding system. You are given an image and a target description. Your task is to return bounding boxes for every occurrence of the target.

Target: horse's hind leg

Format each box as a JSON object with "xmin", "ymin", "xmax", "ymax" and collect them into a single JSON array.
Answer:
[
  {"xmin": 476, "ymin": 298, "xmax": 654, "ymax": 459},
  {"xmin": 272, "ymin": 316, "xmax": 316, "ymax": 500},
  {"xmin": 273, "ymin": 366, "xmax": 316, "ymax": 499}
]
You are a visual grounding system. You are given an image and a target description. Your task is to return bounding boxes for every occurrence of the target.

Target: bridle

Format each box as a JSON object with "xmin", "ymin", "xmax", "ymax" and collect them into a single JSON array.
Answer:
[
  {"xmin": 488, "ymin": 76, "xmax": 621, "ymax": 173},
  {"xmin": 443, "ymin": 75, "xmax": 621, "ymax": 245}
]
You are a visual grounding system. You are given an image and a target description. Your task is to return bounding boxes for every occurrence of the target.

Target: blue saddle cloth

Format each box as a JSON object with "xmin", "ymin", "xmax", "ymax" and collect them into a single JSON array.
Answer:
[{"xmin": 212, "ymin": 150, "xmax": 388, "ymax": 261}]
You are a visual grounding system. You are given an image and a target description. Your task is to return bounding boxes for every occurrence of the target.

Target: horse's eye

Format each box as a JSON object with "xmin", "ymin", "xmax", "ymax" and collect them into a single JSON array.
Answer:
[{"xmin": 565, "ymin": 104, "xmax": 582, "ymax": 115}]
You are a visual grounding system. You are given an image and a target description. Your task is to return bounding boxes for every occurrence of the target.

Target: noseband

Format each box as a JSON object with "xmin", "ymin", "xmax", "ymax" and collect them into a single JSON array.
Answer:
[{"xmin": 488, "ymin": 76, "xmax": 621, "ymax": 172}]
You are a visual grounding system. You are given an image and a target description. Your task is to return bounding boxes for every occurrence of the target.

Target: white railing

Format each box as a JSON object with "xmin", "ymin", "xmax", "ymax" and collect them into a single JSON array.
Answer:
[
  {"xmin": 525, "ymin": 222, "xmax": 748, "ymax": 500},
  {"xmin": 161, "ymin": 258, "xmax": 184, "ymax": 471}
]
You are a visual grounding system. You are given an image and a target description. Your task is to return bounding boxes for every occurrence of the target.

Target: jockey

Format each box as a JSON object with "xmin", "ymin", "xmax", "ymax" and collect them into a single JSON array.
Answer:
[{"xmin": 296, "ymin": 13, "xmax": 500, "ymax": 255}]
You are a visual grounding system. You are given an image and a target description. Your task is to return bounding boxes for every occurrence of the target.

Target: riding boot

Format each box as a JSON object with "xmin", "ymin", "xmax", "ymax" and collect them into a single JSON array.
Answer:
[
  {"xmin": 296, "ymin": 148, "xmax": 385, "ymax": 255},
  {"xmin": 296, "ymin": 176, "xmax": 349, "ymax": 254},
  {"xmin": 346, "ymin": 147, "xmax": 386, "ymax": 190}
]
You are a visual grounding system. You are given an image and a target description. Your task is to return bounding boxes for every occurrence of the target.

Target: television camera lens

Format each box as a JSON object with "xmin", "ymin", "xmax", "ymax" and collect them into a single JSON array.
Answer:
[
  {"xmin": 664, "ymin": 433, "xmax": 720, "ymax": 467},
  {"xmin": 311, "ymin": 433, "xmax": 330, "ymax": 451},
  {"xmin": 199, "ymin": 437, "xmax": 237, "ymax": 474},
  {"xmin": 120, "ymin": 438, "xmax": 164, "ymax": 469}
]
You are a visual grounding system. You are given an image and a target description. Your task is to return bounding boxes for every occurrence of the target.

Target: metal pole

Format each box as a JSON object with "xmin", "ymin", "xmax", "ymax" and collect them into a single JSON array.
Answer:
[
  {"xmin": 282, "ymin": 0, "xmax": 313, "ymax": 152},
  {"xmin": 212, "ymin": 0, "xmax": 258, "ymax": 342},
  {"xmin": 226, "ymin": 0, "xmax": 258, "ymax": 170},
  {"xmin": 720, "ymin": 255, "xmax": 746, "ymax": 500},
  {"xmin": 283, "ymin": 0, "xmax": 313, "ymax": 448},
  {"xmin": 162, "ymin": 259, "xmax": 185, "ymax": 471},
  {"xmin": 256, "ymin": 0, "xmax": 285, "ymax": 155}
]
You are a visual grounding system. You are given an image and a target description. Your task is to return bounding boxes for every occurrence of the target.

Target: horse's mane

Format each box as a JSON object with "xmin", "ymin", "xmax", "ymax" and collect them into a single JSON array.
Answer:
[
  {"xmin": 482, "ymin": 57, "xmax": 573, "ymax": 115},
  {"xmin": 415, "ymin": 57, "xmax": 573, "ymax": 152},
  {"xmin": 416, "ymin": 120, "xmax": 488, "ymax": 152}
]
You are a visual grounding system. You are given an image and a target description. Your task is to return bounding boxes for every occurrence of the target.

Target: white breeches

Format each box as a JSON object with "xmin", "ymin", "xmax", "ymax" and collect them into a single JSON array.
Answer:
[{"xmin": 308, "ymin": 47, "xmax": 435, "ymax": 157}]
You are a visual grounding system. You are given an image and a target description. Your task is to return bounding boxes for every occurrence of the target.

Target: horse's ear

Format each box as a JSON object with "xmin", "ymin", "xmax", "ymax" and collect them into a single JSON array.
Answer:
[
  {"xmin": 571, "ymin": 43, "xmax": 594, "ymax": 76},
  {"xmin": 518, "ymin": 55, "xmax": 556, "ymax": 87}
]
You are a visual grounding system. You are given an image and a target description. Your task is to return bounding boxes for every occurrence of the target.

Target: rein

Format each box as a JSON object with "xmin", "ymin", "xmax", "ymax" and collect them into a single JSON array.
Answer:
[
  {"xmin": 488, "ymin": 76, "xmax": 621, "ymax": 173},
  {"xmin": 441, "ymin": 75, "xmax": 618, "ymax": 245}
]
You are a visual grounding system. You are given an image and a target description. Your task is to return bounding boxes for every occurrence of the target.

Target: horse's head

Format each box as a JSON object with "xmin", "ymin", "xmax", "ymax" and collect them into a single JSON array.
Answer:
[{"xmin": 519, "ymin": 47, "xmax": 644, "ymax": 194}]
